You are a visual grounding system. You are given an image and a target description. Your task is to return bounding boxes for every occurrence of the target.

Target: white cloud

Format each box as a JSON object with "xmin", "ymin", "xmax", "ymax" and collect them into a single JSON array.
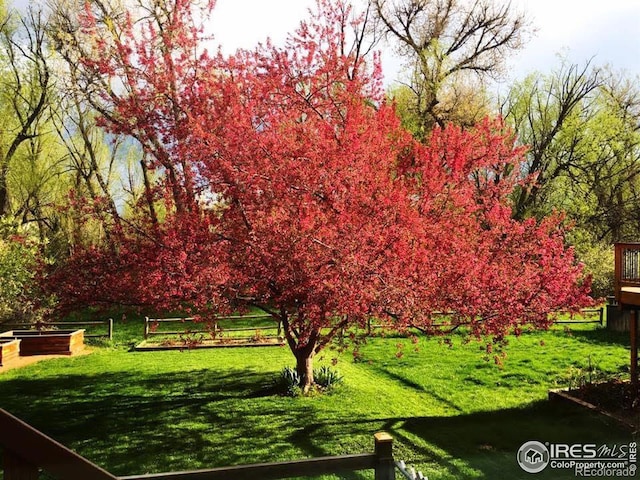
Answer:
[{"xmin": 209, "ymin": 0, "xmax": 315, "ymax": 53}]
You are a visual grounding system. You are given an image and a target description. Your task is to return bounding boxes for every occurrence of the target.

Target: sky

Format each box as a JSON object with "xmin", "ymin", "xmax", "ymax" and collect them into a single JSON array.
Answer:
[{"xmin": 208, "ymin": 0, "xmax": 640, "ymax": 85}]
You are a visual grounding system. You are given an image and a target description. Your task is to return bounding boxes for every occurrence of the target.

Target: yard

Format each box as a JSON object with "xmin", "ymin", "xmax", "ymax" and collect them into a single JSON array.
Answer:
[{"xmin": 0, "ymin": 318, "xmax": 635, "ymax": 480}]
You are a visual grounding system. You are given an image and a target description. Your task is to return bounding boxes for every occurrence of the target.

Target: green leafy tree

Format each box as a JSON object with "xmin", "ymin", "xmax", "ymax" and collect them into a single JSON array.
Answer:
[
  {"xmin": 0, "ymin": 5, "xmax": 53, "ymax": 218},
  {"xmin": 502, "ymin": 64, "xmax": 640, "ymax": 297},
  {"xmin": 500, "ymin": 61, "xmax": 604, "ymax": 221}
]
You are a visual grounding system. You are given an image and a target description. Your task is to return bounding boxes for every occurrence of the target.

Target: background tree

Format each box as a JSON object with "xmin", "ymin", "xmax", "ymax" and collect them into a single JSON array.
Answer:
[
  {"xmin": 561, "ymin": 74, "xmax": 640, "ymax": 243},
  {"xmin": 0, "ymin": 1, "xmax": 85, "ymax": 325},
  {"xmin": 47, "ymin": 0, "xmax": 592, "ymax": 392},
  {"xmin": 501, "ymin": 63, "xmax": 640, "ymax": 297},
  {"xmin": 373, "ymin": 0, "xmax": 530, "ymax": 136},
  {"xmin": 49, "ymin": 0, "xmax": 217, "ymax": 218},
  {"xmin": 500, "ymin": 61, "xmax": 604, "ymax": 221},
  {"xmin": 0, "ymin": 4, "xmax": 53, "ymax": 218},
  {"xmin": 51, "ymin": 93, "xmax": 134, "ymax": 249}
]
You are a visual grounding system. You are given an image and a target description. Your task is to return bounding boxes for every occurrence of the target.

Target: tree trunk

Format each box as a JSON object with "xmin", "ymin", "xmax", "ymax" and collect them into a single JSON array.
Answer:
[
  {"xmin": 295, "ymin": 350, "xmax": 315, "ymax": 394},
  {"xmin": 280, "ymin": 310, "xmax": 320, "ymax": 394},
  {"xmin": 140, "ymin": 157, "xmax": 159, "ymax": 227},
  {"xmin": 0, "ymin": 178, "xmax": 8, "ymax": 217}
]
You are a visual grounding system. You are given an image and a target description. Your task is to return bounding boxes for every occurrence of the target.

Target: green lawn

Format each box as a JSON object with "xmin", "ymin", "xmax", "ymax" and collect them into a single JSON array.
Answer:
[{"xmin": 0, "ymin": 318, "xmax": 635, "ymax": 480}]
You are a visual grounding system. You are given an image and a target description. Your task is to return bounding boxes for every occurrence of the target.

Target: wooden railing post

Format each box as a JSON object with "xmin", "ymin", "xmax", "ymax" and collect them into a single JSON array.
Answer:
[
  {"xmin": 144, "ymin": 317, "xmax": 150, "ymax": 339},
  {"xmin": 107, "ymin": 318, "xmax": 113, "ymax": 341},
  {"xmin": 0, "ymin": 409, "xmax": 118, "ymax": 480},
  {"xmin": 4, "ymin": 449, "xmax": 39, "ymax": 480},
  {"xmin": 374, "ymin": 432, "xmax": 395, "ymax": 480},
  {"xmin": 631, "ymin": 310, "xmax": 638, "ymax": 389}
]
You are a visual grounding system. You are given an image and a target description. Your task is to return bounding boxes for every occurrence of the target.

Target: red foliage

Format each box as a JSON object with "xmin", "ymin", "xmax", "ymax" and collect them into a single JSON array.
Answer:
[{"xmin": 48, "ymin": 0, "xmax": 592, "ymax": 386}]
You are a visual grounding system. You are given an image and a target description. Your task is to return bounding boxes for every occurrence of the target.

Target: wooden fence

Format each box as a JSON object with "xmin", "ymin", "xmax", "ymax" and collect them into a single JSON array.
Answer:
[
  {"xmin": 143, "ymin": 308, "xmax": 604, "ymax": 349},
  {"xmin": 553, "ymin": 308, "xmax": 603, "ymax": 325},
  {"xmin": 0, "ymin": 408, "xmax": 397, "ymax": 479},
  {"xmin": 143, "ymin": 314, "xmax": 282, "ymax": 341},
  {"xmin": 366, "ymin": 307, "xmax": 604, "ymax": 332},
  {"xmin": 0, "ymin": 319, "xmax": 114, "ymax": 340}
]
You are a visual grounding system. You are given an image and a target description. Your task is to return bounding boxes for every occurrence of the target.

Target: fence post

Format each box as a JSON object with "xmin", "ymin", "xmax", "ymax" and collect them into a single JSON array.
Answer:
[
  {"xmin": 144, "ymin": 317, "xmax": 149, "ymax": 340},
  {"xmin": 107, "ymin": 318, "xmax": 113, "ymax": 341},
  {"xmin": 4, "ymin": 449, "xmax": 39, "ymax": 480},
  {"xmin": 599, "ymin": 307, "xmax": 604, "ymax": 326},
  {"xmin": 374, "ymin": 431, "xmax": 395, "ymax": 480},
  {"xmin": 631, "ymin": 309, "xmax": 638, "ymax": 389}
]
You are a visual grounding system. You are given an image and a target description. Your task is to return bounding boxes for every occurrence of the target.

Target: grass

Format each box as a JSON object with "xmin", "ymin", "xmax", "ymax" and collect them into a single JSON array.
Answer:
[{"xmin": 0, "ymin": 317, "xmax": 635, "ymax": 480}]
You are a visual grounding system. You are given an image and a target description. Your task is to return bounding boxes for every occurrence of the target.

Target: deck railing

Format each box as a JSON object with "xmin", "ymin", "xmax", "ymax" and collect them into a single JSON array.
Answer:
[
  {"xmin": 0, "ymin": 408, "xmax": 117, "ymax": 480},
  {"xmin": 614, "ymin": 243, "xmax": 640, "ymax": 387},
  {"xmin": 1, "ymin": 408, "xmax": 397, "ymax": 480},
  {"xmin": 615, "ymin": 243, "xmax": 640, "ymax": 304}
]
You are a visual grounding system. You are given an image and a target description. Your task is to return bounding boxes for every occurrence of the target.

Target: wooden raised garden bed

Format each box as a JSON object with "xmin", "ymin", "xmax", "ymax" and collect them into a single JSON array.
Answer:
[
  {"xmin": 549, "ymin": 382, "xmax": 639, "ymax": 431},
  {"xmin": 0, "ymin": 338, "xmax": 21, "ymax": 366},
  {"xmin": 0, "ymin": 330, "xmax": 85, "ymax": 356}
]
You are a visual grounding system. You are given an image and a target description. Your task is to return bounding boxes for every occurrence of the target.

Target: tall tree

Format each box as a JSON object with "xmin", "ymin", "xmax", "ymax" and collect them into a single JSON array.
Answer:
[
  {"xmin": 560, "ymin": 74, "xmax": 640, "ymax": 243},
  {"xmin": 51, "ymin": 93, "xmax": 131, "ymax": 249},
  {"xmin": 0, "ymin": 5, "xmax": 53, "ymax": 218},
  {"xmin": 501, "ymin": 64, "xmax": 640, "ymax": 297},
  {"xmin": 373, "ymin": 0, "xmax": 530, "ymax": 135},
  {"xmin": 500, "ymin": 61, "xmax": 605, "ymax": 221},
  {"xmin": 47, "ymin": 0, "xmax": 592, "ymax": 392},
  {"xmin": 49, "ymin": 0, "xmax": 216, "ymax": 216}
]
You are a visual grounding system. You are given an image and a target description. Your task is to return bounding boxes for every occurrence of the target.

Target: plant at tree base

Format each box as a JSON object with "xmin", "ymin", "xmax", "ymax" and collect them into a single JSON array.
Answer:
[
  {"xmin": 276, "ymin": 365, "xmax": 343, "ymax": 396},
  {"xmin": 47, "ymin": 0, "xmax": 592, "ymax": 393}
]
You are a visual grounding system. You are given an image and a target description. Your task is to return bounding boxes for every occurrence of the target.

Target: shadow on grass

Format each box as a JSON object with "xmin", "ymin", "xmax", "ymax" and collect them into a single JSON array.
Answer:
[
  {"xmin": 564, "ymin": 327, "xmax": 630, "ymax": 347},
  {"xmin": 389, "ymin": 401, "xmax": 633, "ymax": 480},
  {"xmin": 0, "ymin": 368, "xmax": 312, "ymax": 476},
  {"xmin": 0, "ymin": 369, "xmax": 634, "ymax": 480}
]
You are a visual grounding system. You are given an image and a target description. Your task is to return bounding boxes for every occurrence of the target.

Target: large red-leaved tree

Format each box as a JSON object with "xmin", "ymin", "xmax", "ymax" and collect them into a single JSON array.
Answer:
[{"xmin": 48, "ymin": 0, "xmax": 592, "ymax": 391}]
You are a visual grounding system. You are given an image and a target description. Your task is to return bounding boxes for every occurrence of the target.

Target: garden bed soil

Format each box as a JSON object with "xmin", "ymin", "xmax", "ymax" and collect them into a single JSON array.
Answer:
[{"xmin": 549, "ymin": 380, "xmax": 639, "ymax": 431}]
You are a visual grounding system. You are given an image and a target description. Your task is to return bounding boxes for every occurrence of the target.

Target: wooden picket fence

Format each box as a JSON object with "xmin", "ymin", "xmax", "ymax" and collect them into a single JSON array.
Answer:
[{"xmin": 0, "ymin": 408, "xmax": 398, "ymax": 479}]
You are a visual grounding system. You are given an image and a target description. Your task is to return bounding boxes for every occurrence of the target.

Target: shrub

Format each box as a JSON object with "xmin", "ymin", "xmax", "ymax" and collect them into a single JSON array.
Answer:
[
  {"xmin": 0, "ymin": 221, "xmax": 53, "ymax": 324},
  {"xmin": 275, "ymin": 365, "xmax": 343, "ymax": 396},
  {"xmin": 571, "ymin": 233, "xmax": 613, "ymax": 300},
  {"xmin": 276, "ymin": 366, "xmax": 301, "ymax": 397},
  {"xmin": 313, "ymin": 365, "xmax": 343, "ymax": 390}
]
